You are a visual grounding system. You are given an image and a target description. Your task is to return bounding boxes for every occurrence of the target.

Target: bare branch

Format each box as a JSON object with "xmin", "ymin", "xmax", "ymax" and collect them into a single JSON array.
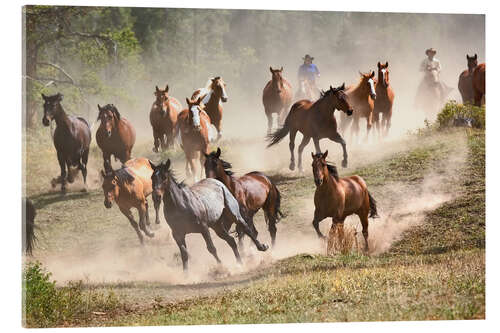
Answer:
[{"xmin": 36, "ymin": 62, "xmax": 75, "ymax": 84}]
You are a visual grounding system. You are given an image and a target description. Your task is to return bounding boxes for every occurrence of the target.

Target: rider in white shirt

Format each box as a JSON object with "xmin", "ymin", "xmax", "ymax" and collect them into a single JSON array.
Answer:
[{"xmin": 420, "ymin": 48, "xmax": 442, "ymax": 74}]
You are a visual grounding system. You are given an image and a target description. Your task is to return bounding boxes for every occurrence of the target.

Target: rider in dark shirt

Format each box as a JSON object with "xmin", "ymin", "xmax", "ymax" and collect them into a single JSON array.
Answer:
[{"xmin": 297, "ymin": 54, "xmax": 320, "ymax": 99}]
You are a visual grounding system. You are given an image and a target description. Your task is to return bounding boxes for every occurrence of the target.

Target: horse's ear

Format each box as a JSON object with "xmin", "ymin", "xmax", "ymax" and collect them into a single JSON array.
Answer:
[
  {"xmin": 216, "ymin": 147, "xmax": 221, "ymax": 158},
  {"xmin": 311, "ymin": 152, "xmax": 315, "ymax": 159},
  {"xmin": 269, "ymin": 66, "xmax": 273, "ymax": 73},
  {"xmin": 186, "ymin": 98, "xmax": 191, "ymax": 106},
  {"xmin": 149, "ymin": 160, "xmax": 157, "ymax": 171},
  {"xmin": 341, "ymin": 82, "xmax": 345, "ymax": 90},
  {"xmin": 97, "ymin": 104, "xmax": 102, "ymax": 111},
  {"xmin": 323, "ymin": 150, "xmax": 329, "ymax": 159},
  {"xmin": 196, "ymin": 97, "xmax": 203, "ymax": 105},
  {"xmin": 280, "ymin": 66, "xmax": 283, "ymax": 72},
  {"xmin": 358, "ymin": 70, "xmax": 363, "ymax": 77},
  {"xmin": 385, "ymin": 61, "xmax": 388, "ymax": 67},
  {"xmin": 165, "ymin": 159, "xmax": 171, "ymax": 170},
  {"xmin": 165, "ymin": 84, "xmax": 169, "ymax": 93},
  {"xmin": 371, "ymin": 71, "xmax": 375, "ymax": 78},
  {"xmin": 330, "ymin": 85, "xmax": 333, "ymax": 91},
  {"xmin": 377, "ymin": 61, "xmax": 381, "ymax": 68},
  {"xmin": 156, "ymin": 85, "xmax": 160, "ymax": 93},
  {"xmin": 474, "ymin": 53, "xmax": 477, "ymax": 60}
]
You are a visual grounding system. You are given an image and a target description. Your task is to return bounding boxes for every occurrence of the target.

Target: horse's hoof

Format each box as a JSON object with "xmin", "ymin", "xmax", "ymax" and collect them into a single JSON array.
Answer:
[
  {"xmin": 152, "ymin": 147, "xmax": 158, "ymax": 153},
  {"xmin": 81, "ymin": 187, "xmax": 88, "ymax": 193},
  {"xmin": 289, "ymin": 162, "xmax": 295, "ymax": 171},
  {"xmin": 341, "ymin": 160, "xmax": 348, "ymax": 168}
]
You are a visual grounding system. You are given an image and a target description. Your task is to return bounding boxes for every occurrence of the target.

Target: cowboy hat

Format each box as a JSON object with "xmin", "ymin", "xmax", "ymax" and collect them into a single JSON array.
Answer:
[
  {"xmin": 425, "ymin": 48, "xmax": 437, "ymax": 56},
  {"xmin": 303, "ymin": 54, "xmax": 314, "ymax": 61}
]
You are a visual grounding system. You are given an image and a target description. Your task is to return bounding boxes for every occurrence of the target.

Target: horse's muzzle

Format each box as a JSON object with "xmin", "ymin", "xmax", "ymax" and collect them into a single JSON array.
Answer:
[
  {"xmin": 221, "ymin": 96, "xmax": 228, "ymax": 103},
  {"xmin": 370, "ymin": 93, "xmax": 377, "ymax": 100},
  {"xmin": 346, "ymin": 109, "xmax": 353, "ymax": 116},
  {"xmin": 104, "ymin": 200, "xmax": 112, "ymax": 209},
  {"xmin": 42, "ymin": 117, "xmax": 50, "ymax": 127},
  {"xmin": 314, "ymin": 178, "xmax": 323, "ymax": 187},
  {"xmin": 107, "ymin": 130, "xmax": 112, "ymax": 138}
]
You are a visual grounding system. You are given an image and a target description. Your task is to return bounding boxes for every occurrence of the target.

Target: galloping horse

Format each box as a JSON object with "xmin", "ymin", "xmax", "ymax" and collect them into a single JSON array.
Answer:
[
  {"xmin": 267, "ymin": 84, "xmax": 353, "ymax": 172},
  {"xmin": 96, "ymin": 104, "xmax": 136, "ymax": 171},
  {"xmin": 176, "ymin": 97, "xmax": 213, "ymax": 182},
  {"xmin": 150, "ymin": 159, "xmax": 268, "ymax": 271},
  {"xmin": 101, "ymin": 158, "xmax": 159, "ymax": 245},
  {"xmin": 204, "ymin": 148, "xmax": 284, "ymax": 247},
  {"xmin": 458, "ymin": 54, "xmax": 478, "ymax": 104},
  {"xmin": 339, "ymin": 71, "xmax": 377, "ymax": 142},
  {"xmin": 473, "ymin": 63, "xmax": 485, "ymax": 106},
  {"xmin": 373, "ymin": 62, "xmax": 395, "ymax": 138},
  {"xmin": 262, "ymin": 67, "xmax": 293, "ymax": 134},
  {"xmin": 42, "ymin": 93, "xmax": 91, "ymax": 193},
  {"xmin": 191, "ymin": 76, "xmax": 228, "ymax": 139},
  {"xmin": 311, "ymin": 151, "xmax": 378, "ymax": 252},
  {"xmin": 150, "ymin": 84, "xmax": 182, "ymax": 152}
]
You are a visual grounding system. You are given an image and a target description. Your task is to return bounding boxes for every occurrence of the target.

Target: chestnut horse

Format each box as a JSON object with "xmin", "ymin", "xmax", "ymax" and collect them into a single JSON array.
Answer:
[
  {"xmin": 96, "ymin": 104, "xmax": 136, "ymax": 171},
  {"xmin": 176, "ymin": 97, "xmax": 212, "ymax": 182},
  {"xmin": 458, "ymin": 54, "xmax": 478, "ymax": 104},
  {"xmin": 267, "ymin": 84, "xmax": 353, "ymax": 172},
  {"xmin": 311, "ymin": 151, "xmax": 378, "ymax": 252},
  {"xmin": 473, "ymin": 63, "xmax": 485, "ymax": 106},
  {"xmin": 101, "ymin": 157, "xmax": 160, "ymax": 245},
  {"xmin": 191, "ymin": 76, "xmax": 228, "ymax": 139},
  {"xmin": 150, "ymin": 84, "xmax": 182, "ymax": 152},
  {"xmin": 373, "ymin": 62, "xmax": 395, "ymax": 138},
  {"xmin": 262, "ymin": 67, "xmax": 293, "ymax": 134},
  {"xmin": 42, "ymin": 93, "xmax": 91, "ymax": 193},
  {"xmin": 340, "ymin": 71, "xmax": 377, "ymax": 142},
  {"xmin": 204, "ymin": 148, "xmax": 284, "ymax": 247}
]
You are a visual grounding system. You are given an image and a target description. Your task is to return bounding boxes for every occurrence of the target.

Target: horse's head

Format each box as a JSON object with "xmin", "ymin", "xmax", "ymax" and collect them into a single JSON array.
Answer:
[
  {"xmin": 41, "ymin": 93, "xmax": 63, "ymax": 126},
  {"xmin": 211, "ymin": 76, "xmax": 228, "ymax": 102},
  {"xmin": 466, "ymin": 54, "xmax": 478, "ymax": 73},
  {"xmin": 97, "ymin": 104, "xmax": 121, "ymax": 138},
  {"xmin": 204, "ymin": 147, "xmax": 233, "ymax": 179},
  {"xmin": 270, "ymin": 66, "xmax": 285, "ymax": 93},
  {"xmin": 359, "ymin": 70, "xmax": 377, "ymax": 100},
  {"xmin": 311, "ymin": 150, "xmax": 329, "ymax": 187},
  {"xmin": 185, "ymin": 97, "xmax": 204, "ymax": 132},
  {"xmin": 328, "ymin": 83, "xmax": 353, "ymax": 116},
  {"xmin": 149, "ymin": 159, "xmax": 171, "ymax": 199},
  {"xmin": 101, "ymin": 169, "xmax": 119, "ymax": 208},
  {"xmin": 377, "ymin": 61, "xmax": 390, "ymax": 88},
  {"xmin": 154, "ymin": 84, "xmax": 171, "ymax": 117}
]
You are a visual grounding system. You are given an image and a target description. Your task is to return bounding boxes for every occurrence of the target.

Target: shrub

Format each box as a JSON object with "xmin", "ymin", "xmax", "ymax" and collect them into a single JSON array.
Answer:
[{"xmin": 436, "ymin": 101, "xmax": 485, "ymax": 129}]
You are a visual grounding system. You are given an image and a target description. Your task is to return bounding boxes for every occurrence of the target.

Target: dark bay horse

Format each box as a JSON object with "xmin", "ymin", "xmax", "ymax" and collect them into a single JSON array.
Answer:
[
  {"xmin": 262, "ymin": 67, "xmax": 293, "ymax": 134},
  {"xmin": 150, "ymin": 84, "xmax": 182, "ymax": 152},
  {"xmin": 176, "ymin": 97, "xmax": 213, "ymax": 182},
  {"xmin": 373, "ymin": 62, "xmax": 395, "ymax": 138},
  {"xmin": 96, "ymin": 104, "xmax": 136, "ymax": 171},
  {"xmin": 150, "ymin": 159, "xmax": 268, "ymax": 271},
  {"xmin": 311, "ymin": 151, "xmax": 378, "ymax": 252},
  {"xmin": 267, "ymin": 84, "xmax": 353, "ymax": 172},
  {"xmin": 101, "ymin": 158, "xmax": 159, "ymax": 245},
  {"xmin": 42, "ymin": 93, "xmax": 91, "ymax": 193},
  {"xmin": 204, "ymin": 148, "xmax": 284, "ymax": 247},
  {"xmin": 340, "ymin": 71, "xmax": 377, "ymax": 142},
  {"xmin": 191, "ymin": 77, "xmax": 228, "ymax": 139},
  {"xmin": 458, "ymin": 54, "xmax": 478, "ymax": 104},
  {"xmin": 473, "ymin": 63, "xmax": 485, "ymax": 106}
]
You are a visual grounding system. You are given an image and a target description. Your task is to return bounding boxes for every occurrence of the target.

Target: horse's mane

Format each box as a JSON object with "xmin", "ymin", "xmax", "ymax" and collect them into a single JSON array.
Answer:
[
  {"xmin": 114, "ymin": 167, "xmax": 135, "ymax": 185},
  {"xmin": 99, "ymin": 104, "xmax": 121, "ymax": 120},
  {"xmin": 207, "ymin": 151, "xmax": 234, "ymax": 176},
  {"xmin": 326, "ymin": 163, "xmax": 339, "ymax": 181}
]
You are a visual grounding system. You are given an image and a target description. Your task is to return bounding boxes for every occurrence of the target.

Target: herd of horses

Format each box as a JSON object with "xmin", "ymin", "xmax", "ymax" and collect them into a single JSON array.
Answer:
[{"xmin": 26, "ymin": 54, "xmax": 485, "ymax": 270}]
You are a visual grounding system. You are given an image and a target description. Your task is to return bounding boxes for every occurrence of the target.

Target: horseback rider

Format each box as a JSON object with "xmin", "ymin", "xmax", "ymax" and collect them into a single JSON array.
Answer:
[{"xmin": 297, "ymin": 54, "xmax": 321, "ymax": 99}]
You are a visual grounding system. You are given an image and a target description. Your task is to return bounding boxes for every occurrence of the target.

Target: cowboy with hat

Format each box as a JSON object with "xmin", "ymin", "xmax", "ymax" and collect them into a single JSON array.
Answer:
[
  {"xmin": 420, "ymin": 48, "xmax": 441, "ymax": 74},
  {"xmin": 297, "ymin": 54, "xmax": 321, "ymax": 99}
]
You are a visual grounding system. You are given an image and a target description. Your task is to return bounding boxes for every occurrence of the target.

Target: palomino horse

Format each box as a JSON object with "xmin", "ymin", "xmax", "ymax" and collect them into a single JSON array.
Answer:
[
  {"xmin": 458, "ymin": 54, "xmax": 478, "ymax": 104},
  {"xmin": 473, "ymin": 63, "xmax": 485, "ymax": 106},
  {"xmin": 150, "ymin": 159, "xmax": 268, "ymax": 271},
  {"xmin": 339, "ymin": 71, "xmax": 377, "ymax": 142},
  {"xmin": 373, "ymin": 62, "xmax": 395, "ymax": 138},
  {"xmin": 96, "ymin": 104, "xmax": 136, "ymax": 171},
  {"xmin": 150, "ymin": 84, "xmax": 182, "ymax": 152},
  {"xmin": 262, "ymin": 67, "xmax": 293, "ymax": 134},
  {"xmin": 42, "ymin": 93, "xmax": 91, "ymax": 193},
  {"xmin": 101, "ymin": 158, "xmax": 160, "ymax": 245},
  {"xmin": 267, "ymin": 84, "xmax": 353, "ymax": 172},
  {"xmin": 204, "ymin": 148, "xmax": 284, "ymax": 247},
  {"xmin": 311, "ymin": 151, "xmax": 378, "ymax": 252},
  {"xmin": 191, "ymin": 76, "xmax": 228, "ymax": 139},
  {"xmin": 176, "ymin": 97, "xmax": 213, "ymax": 182}
]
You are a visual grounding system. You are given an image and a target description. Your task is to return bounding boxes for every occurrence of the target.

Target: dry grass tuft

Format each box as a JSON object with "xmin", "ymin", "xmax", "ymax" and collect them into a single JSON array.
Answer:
[{"xmin": 326, "ymin": 223, "xmax": 360, "ymax": 256}]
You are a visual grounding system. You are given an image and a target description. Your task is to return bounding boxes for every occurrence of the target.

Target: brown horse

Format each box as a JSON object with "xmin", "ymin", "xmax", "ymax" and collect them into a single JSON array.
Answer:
[
  {"xmin": 191, "ymin": 76, "xmax": 228, "ymax": 139},
  {"xmin": 176, "ymin": 97, "xmax": 212, "ymax": 182},
  {"xmin": 42, "ymin": 93, "xmax": 91, "ymax": 193},
  {"xmin": 262, "ymin": 67, "xmax": 293, "ymax": 134},
  {"xmin": 101, "ymin": 157, "xmax": 159, "ymax": 245},
  {"xmin": 473, "ymin": 63, "xmax": 485, "ymax": 106},
  {"xmin": 150, "ymin": 84, "xmax": 182, "ymax": 152},
  {"xmin": 96, "ymin": 104, "xmax": 136, "ymax": 171},
  {"xmin": 340, "ymin": 71, "xmax": 377, "ymax": 142},
  {"xmin": 458, "ymin": 54, "xmax": 478, "ymax": 104},
  {"xmin": 373, "ymin": 62, "xmax": 395, "ymax": 138},
  {"xmin": 267, "ymin": 84, "xmax": 353, "ymax": 172},
  {"xmin": 311, "ymin": 151, "xmax": 378, "ymax": 252},
  {"xmin": 204, "ymin": 148, "xmax": 284, "ymax": 247}
]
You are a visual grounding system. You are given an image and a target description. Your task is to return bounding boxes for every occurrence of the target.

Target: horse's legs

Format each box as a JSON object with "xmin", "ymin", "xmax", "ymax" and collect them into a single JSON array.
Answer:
[
  {"xmin": 152, "ymin": 192, "xmax": 161, "ymax": 224},
  {"xmin": 359, "ymin": 212, "xmax": 370, "ymax": 253},
  {"xmin": 199, "ymin": 150, "xmax": 206, "ymax": 181},
  {"xmin": 297, "ymin": 135, "xmax": 311, "ymax": 173},
  {"xmin": 172, "ymin": 233, "xmax": 189, "ymax": 271},
  {"xmin": 103, "ymin": 152, "xmax": 112, "ymax": 173},
  {"xmin": 224, "ymin": 209, "xmax": 268, "ymax": 251},
  {"xmin": 200, "ymin": 226, "xmax": 222, "ymax": 264},
  {"xmin": 265, "ymin": 111, "xmax": 273, "ymax": 135},
  {"xmin": 264, "ymin": 210, "xmax": 278, "ymax": 247},
  {"xmin": 160, "ymin": 133, "xmax": 168, "ymax": 152},
  {"xmin": 80, "ymin": 149, "xmax": 89, "ymax": 187},
  {"xmin": 383, "ymin": 111, "xmax": 392, "ymax": 137},
  {"xmin": 373, "ymin": 111, "xmax": 381, "ymax": 140},
  {"xmin": 57, "ymin": 151, "xmax": 67, "ymax": 194},
  {"xmin": 312, "ymin": 137, "xmax": 321, "ymax": 154},
  {"xmin": 330, "ymin": 132, "xmax": 348, "ymax": 168},
  {"xmin": 144, "ymin": 200, "xmax": 151, "ymax": 226},
  {"xmin": 119, "ymin": 206, "xmax": 144, "ymax": 245},
  {"xmin": 365, "ymin": 114, "xmax": 373, "ymax": 142},
  {"xmin": 352, "ymin": 115, "xmax": 360, "ymax": 144},
  {"xmin": 152, "ymin": 128, "xmax": 161, "ymax": 153},
  {"xmin": 289, "ymin": 130, "xmax": 297, "ymax": 171},
  {"xmin": 312, "ymin": 209, "xmax": 325, "ymax": 238},
  {"xmin": 213, "ymin": 223, "xmax": 242, "ymax": 264},
  {"xmin": 138, "ymin": 201, "xmax": 155, "ymax": 238}
]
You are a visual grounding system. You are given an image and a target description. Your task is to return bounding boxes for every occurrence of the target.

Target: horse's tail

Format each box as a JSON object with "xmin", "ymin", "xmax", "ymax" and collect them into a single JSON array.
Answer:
[
  {"xmin": 266, "ymin": 104, "xmax": 295, "ymax": 147},
  {"xmin": 368, "ymin": 191, "xmax": 379, "ymax": 218},
  {"xmin": 23, "ymin": 198, "xmax": 37, "ymax": 256},
  {"xmin": 268, "ymin": 181, "xmax": 285, "ymax": 223}
]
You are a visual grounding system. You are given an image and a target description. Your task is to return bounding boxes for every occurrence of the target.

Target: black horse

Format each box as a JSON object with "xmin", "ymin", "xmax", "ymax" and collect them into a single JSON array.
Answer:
[
  {"xmin": 150, "ymin": 159, "xmax": 268, "ymax": 271},
  {"xmin": 42, "ymin": 93, "xmax": 91, "ymax": 193}
]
